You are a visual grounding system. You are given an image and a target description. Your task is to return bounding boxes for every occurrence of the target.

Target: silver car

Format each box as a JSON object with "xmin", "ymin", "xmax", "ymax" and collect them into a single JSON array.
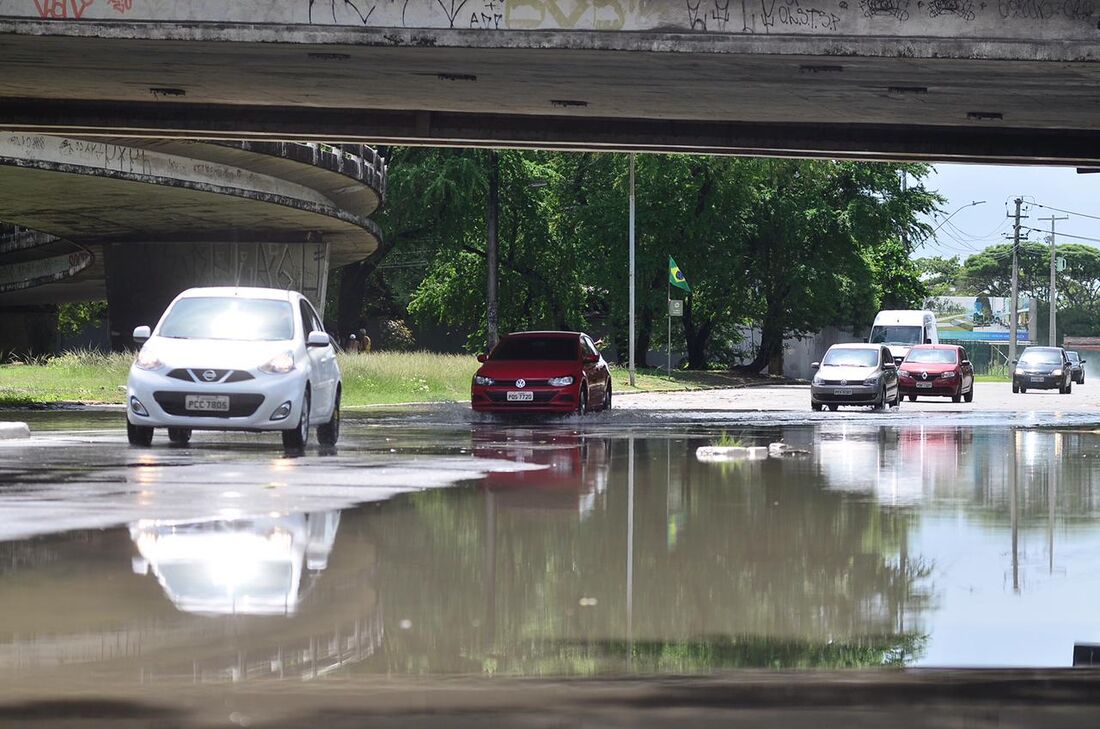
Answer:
[{"xmin": 811, "ymin": 344, "xmax": 900, "ymax": 412}]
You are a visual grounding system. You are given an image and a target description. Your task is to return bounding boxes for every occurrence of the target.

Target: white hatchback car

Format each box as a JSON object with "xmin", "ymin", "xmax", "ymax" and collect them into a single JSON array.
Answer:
[{"xmin": 126, "ymin": 287, "xmax": 341, "ymax": 449}]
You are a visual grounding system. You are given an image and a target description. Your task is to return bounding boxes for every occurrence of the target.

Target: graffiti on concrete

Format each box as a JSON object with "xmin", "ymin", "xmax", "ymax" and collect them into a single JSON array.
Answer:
[
  {"xmin": 468, "ymin": 0, "xmax": 503, "ymax": 27},
  {"xmin": 927, "ymin": 0, "xmax": 975, "ymax": 20},
  {"xmin": 32, "ymin": 0, "xmax": 94, "ymax": 18},
  {"xmin": 761, "ymin": 0, "xmax": 841, "ymax": 30},
  {"xmin": 4, "ymin": 0, "xmax": 1097, "ymax": 35},
  {"xmin": 859, "ymin": 0, "xmax": 910, "ymax": 19},
  {"xmin": 0, "ymin": 249, "xmax": 93, "ymax": 293},
  {"xmin": 307, "ymin": 0, "xmax": 376, "ymax": 24}
]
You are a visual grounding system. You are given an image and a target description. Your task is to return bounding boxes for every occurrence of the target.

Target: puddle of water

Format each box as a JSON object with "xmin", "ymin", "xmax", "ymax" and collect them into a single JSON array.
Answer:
[{"xmin": 2, "ymin": 419, "xmax": 1100, "ymax": 688}]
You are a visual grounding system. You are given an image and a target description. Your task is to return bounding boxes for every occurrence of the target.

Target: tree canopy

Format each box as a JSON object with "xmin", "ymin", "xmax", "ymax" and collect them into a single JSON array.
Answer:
[{"xmin": 332, "ymin": 150, "xmax": 941, "ymax": 371}]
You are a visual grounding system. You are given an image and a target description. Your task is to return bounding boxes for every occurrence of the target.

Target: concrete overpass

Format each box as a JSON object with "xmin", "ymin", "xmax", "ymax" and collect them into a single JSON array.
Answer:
[
  {"xmin": 0, "ymin": 1, "xmax": 1099, "ymax": 163},
  {"xmin": 0, "ymin": 135, "xmax": 386, "ymax": 351}
]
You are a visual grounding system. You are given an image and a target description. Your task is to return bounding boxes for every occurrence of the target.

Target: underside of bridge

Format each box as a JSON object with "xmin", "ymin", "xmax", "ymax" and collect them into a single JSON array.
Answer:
[
  {"xmin": 0, "ymin": 134, "xmax": 386, "ymax": 353},
  {"xmin": 1, "ymin": 3, "xmax": 1099, "ymax": 164}
]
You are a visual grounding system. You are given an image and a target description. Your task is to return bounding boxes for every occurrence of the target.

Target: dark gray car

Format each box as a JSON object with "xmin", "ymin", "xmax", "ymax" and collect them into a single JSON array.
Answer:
[
  {"xmin": 1012, "ymin": 346, "xmax": 1072, "ymax": 394},
  {"xmin": 1067, "ymin": 350, "xmax": 1086, "ymax": 384}
]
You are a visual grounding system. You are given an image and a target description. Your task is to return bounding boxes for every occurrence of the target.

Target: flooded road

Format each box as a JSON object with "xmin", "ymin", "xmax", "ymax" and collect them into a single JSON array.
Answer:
[{"xmin": 4, "ymin": 409, "xmax": 1100, "ymax": 726}]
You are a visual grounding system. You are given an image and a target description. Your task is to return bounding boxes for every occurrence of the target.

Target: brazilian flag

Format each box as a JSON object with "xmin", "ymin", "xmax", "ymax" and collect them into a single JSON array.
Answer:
[{"xmin": 669, "ymin": 256, "xmax": 691, "ymax": 292}]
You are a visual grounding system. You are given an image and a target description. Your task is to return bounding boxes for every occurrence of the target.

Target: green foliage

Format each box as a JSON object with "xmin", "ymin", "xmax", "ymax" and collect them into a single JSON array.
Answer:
[
  {"xmin": 915, "ymin": 256, "xmax": 962, "ymax": 297},
  {"xmin": 346, "ymin": 150, "xmax": 941, "ymax": 368},
  {"xmin": 57, "ymin": 300, "xmax": 108, "ymax": 336},
  {"xmin": 378, "ymin": 319, "xmax": 416, "ymax": 351},
  {"xmin": 714, "ymin": 431, "xmax": 746, "ymax": 448}
]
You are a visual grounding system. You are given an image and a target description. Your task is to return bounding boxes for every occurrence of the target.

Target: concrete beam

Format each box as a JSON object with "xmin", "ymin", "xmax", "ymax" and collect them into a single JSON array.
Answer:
[
  {"xmin": 1, "ymin": 1, "xmax": 1097, "ymax": 56},
  {"xmin": 5, "ymin": 98, "xmax": 1100, "ymax": 165}
]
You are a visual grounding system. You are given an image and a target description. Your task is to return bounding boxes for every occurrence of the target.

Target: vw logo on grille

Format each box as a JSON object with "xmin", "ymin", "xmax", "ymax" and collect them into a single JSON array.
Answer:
[
  {"xmin": 515, "ymin": 379, "xmax": 526, "ymax": 389},
  {"xmin": 840, "ymin": 380, "xmax": 847, "ymax": 386},
  {"xmin": 202, "ymin": 369, "xmax": 218, "ymax": 382}
]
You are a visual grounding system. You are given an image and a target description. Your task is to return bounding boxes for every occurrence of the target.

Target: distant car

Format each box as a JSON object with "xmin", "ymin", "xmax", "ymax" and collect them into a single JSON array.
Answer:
[
  {"xmin": 126, "ymin": 287, "xmax": 342, "ymax": 449},
  {"xmin": 471, "ymin": 331, "xmax": 611, "ymax": 415},
  {"xmin": 1067, "ymin": 350, "xmax": 1086, "ymax": 384},
  {"xmin": 1012, "ymin": 346, "xmax": 1072, "ymax": 394},
  {"xmin": 898, "ymin": 344, "xmax": 975, "ymax": 403},
  {"xmin": 810, "ymin": 343, "xmax": 900, "ymax": 412}
]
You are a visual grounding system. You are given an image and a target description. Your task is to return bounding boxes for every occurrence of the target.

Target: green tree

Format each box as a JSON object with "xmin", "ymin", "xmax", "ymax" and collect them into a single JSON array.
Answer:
[
  {"xmin": 915, "ymin": 256, "xmax": 962, "ymax": 297},
  {"xmin": 736, "ymin": 161, "xmax": 939, "ymax": 374}
]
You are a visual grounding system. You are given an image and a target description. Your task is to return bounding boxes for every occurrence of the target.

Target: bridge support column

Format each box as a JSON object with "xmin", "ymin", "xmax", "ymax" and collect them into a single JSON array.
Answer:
[
  {"xmin": 103, "ymin": 239, "xmax": 330, "ymax": 350},
  {"xmin": 0, "ymin": 305, "xmax": 58, "ymax": 358}
]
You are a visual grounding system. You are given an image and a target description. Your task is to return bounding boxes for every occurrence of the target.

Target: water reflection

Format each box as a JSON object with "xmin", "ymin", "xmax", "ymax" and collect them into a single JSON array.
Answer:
[
  {"xmin": 4, "ymin": 424, "xmax": 1100, "ymax": 684},
  {"xmin": 130, "ymin": 511, "xmax": 340, "ymax": 616}
]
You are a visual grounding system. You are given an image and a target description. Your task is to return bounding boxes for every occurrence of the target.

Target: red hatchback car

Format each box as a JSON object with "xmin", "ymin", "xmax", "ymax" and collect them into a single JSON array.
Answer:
[
  {"xmin": 897, "ymin": 344, "xmax": 975, "ymax": 403},
  {"xmin": 471, "ymin": 331, "xmax": 612, "ymax": 415}
]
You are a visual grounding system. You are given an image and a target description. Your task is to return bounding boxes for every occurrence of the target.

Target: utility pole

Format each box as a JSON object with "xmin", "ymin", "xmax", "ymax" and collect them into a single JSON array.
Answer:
[
  {"xmin": 1038, "ymin": 214, "xmax": 1068, "ymax": 346},
  {"xmin": 486, "ymin": 150, "xmax": 499, "ymax": 351},
  {"xmin": 1009, "ymin": 198, "xmax": 1025, "ymax": 364}
]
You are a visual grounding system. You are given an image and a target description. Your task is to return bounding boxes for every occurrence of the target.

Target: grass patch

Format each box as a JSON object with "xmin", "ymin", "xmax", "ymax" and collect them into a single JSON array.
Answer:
[
  {"xmin": 0, "ymin": 350, "xmax": 132, "ymax": 405},
  {"xmin": 0, "ymin": 350, "xmax": 767, "ymax": 408},
  {"xmin": 340, "ymin": 351, "xmax": 477, "ymax": 405}
]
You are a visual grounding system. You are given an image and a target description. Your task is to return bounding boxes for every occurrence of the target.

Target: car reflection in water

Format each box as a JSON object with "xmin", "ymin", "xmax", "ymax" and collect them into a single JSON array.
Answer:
[
  {"xmin": 815, "ymin": 423, "xmax": 976, "ymax": 505},
  {"xmin": 130, "ymin": 511, "xmax": 340, "ymax": 616},
  {"xmin": 472, "ymin": 427, "xmax": 610, "ymax": 518}
]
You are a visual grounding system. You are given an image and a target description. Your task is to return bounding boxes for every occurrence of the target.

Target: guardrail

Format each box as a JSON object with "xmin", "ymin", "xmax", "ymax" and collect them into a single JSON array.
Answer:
[{"xmin": 218, "ymin": 141, "xmax": 387, "ymax": 205}]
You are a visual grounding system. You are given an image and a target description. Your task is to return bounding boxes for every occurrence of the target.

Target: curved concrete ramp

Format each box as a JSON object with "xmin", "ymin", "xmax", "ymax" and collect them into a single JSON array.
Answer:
[{"xmin": 0, "ymin": 133, "xmax": 386, "ymax": 349}]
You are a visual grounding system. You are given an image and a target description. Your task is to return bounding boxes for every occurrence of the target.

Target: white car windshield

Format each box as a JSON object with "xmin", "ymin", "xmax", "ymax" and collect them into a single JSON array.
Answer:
[
  {"xmin": 1019, "ymin": 350, "xmax": 1062, "ymax": 366},
  {"xmin": 159, "ymin": 297, "xmax": 295, "ymax": 341},
  {"xmin": 905, "ymin": 349, "xmax": 957, "ymax": 364},
  {"xmin": 869, "ymin": 325, "xmax": 922, "ymax": 345},
  {"xmin": 822, "ymin": 349, "xmax": 879, "ymax": 367}
]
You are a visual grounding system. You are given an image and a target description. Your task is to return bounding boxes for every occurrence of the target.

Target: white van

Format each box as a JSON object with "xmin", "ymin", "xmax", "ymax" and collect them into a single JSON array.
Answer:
[{"xmin": 868, "ymin": 310, "xmax": 938, "ymax": 364}]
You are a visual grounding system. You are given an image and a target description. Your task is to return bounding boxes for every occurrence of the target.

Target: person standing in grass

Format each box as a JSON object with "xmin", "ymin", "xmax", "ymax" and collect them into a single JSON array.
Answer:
[
  {"xmin": 358, "ymin": 328, "xmax": 371, "ymax": 354},
  {"xmin": 345, "ymin": 333, "xmax": 361, "ymax": 354}
]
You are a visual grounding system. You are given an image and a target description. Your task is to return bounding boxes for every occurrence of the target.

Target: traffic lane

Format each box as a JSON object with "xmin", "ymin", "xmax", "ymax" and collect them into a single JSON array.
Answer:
[{"xmin": 616, "ymin": 382, "xmax": 1100, "ymax": 413}]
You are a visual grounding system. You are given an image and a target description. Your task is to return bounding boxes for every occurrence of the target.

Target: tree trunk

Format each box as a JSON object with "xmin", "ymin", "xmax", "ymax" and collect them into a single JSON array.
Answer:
[
  {"xmin": 737, "ymin": 297, "xmax": 785, "ymax": 375},
  {"xmin": 336, "ymin": 260, "xmax": 372, "ymax": 340},
  {"xmin": 681, "ymin": 296, "xmax": 713, "ymax": 370}
]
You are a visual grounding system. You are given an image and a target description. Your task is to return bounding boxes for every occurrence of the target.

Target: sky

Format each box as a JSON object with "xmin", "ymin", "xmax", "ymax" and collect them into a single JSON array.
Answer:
[{"xmin": 914, "ymin": 164, "xmax": 1100, "ymax": 261}]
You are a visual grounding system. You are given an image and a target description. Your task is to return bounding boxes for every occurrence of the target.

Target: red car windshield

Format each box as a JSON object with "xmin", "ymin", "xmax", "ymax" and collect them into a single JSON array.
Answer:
[
  {"xmin": 906, "ymin": 349, "xmax": 958, "ymax": 364},
  {"xmin": 491, "ymin": 337, "xmax": 577, "ymax": 361}
]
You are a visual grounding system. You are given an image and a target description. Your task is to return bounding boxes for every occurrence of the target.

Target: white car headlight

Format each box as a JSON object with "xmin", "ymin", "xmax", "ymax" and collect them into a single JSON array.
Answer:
[
  {"xmin": 259, "ymin": 351, "xmax": 295, "ymax": 374},
  {"xmin": 134, "ymin": 350, "xmax": 163, "ymax": 371},
  {"xmin": 940, "ymin": 371, "xmax": 957, "ymax": 379},
  {"xmin": 812, "ymin": 375, "xmax": 824, "ymax": 385},
  {"xmin": 1052, "ymin": 368, "xmax": 1063, "ymax": 376},
  {"xmin": 863, "ymin": 375, "xmax": 880, "ymax": 386},
  {"xmin": 474, "ymin": 375, "xmax": 495, "ymax": 386},
  {"xmin": 548, "ymin": 376, "xmax": 575, "ymax": 387}
]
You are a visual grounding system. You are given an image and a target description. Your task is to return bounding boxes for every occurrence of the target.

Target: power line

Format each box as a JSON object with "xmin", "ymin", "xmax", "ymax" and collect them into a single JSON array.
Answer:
[
  {"xmin": 1031, "ymin": 201, "xmax": 1100, "ymax": 222},
  {"xmin": 1021, "ymin": 226, "xmax": 1100, "ymax": 245}
]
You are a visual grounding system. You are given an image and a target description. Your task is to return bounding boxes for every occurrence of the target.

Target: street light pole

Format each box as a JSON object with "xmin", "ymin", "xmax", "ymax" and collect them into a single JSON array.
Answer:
[
  {"xmin": 918, "ymin": 200, "xmax": 987, "ymax": 248},
  {"xmin": 628, "ymin": 153, "xmax": 636, "ymax": 387},
  {"xmin": 486, "ymin": 150, "xmax": 499, "ymax": 351}
]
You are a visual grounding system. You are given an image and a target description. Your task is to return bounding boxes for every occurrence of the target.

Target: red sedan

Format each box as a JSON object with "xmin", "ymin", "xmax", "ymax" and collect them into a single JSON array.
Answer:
[
  {"xmin": 471, "ymin": 331, "xmax": 612, "ymax": 415},
  {"xmin": 897, "ymin": 344, "xmax": 975, "ymax": 403}
]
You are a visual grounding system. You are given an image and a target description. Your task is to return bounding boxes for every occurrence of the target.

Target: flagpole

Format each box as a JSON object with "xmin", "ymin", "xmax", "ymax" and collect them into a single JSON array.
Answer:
[{"xmin": 667, "ymin": 278, "xmax": 671, "ymax": 375}]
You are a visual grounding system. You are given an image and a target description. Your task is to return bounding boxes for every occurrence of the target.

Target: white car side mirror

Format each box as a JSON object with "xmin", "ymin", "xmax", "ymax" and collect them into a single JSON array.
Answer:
[
  {"xmin": 307, "ymin": 330, "xmax": 331, "ymax": 348},
  {"xmin": 133, "ymin": 325, "xmax": 151, "ymax": 344}
]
